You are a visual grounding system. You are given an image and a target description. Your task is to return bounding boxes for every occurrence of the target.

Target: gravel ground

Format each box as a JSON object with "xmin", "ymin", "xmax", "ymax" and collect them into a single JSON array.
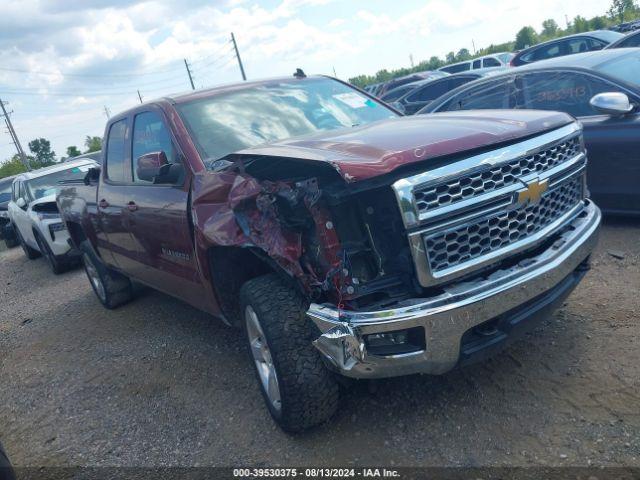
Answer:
[{"xmin": 0, "ymin": 219, "xmax": 638, "ymax": 468}]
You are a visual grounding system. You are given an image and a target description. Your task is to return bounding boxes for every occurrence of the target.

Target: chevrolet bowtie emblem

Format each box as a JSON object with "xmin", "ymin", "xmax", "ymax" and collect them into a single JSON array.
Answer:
[{"xmin": 517, "ymin": 178, "xmax": 549, "ymax": 205}]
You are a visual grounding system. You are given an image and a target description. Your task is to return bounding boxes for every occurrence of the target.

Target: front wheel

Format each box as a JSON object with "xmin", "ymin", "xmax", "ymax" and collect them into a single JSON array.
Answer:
[
  {"xmin": 239, "ymin": 274, "xmax": 339, "ymax": 432},
  {"xmin": 34, "ymin": 231, "xmax": 70, "ymax": 275},
  {"xmin": 80, "ymin": 241, "xmax": 133, "ymax": 309},
  {"xmin": 16, "ymin": 228, "xmax": 40, "ymax": 260}
]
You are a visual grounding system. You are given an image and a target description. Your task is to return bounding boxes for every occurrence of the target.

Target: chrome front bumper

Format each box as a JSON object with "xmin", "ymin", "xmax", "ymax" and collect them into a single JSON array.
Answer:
[{"xmin": 307, "ymin": 201, "xmax": 601, "ymax": 379}]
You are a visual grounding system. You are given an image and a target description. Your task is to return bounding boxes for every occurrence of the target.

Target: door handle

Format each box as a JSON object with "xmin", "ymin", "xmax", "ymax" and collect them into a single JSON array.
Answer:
[
  {"xmin": 98, "ymin": 199, "xmax": 109, "ymax": 209},
  {"xmin": 127, "ymin": 201, "xmax": 138, "ymax": 212}
]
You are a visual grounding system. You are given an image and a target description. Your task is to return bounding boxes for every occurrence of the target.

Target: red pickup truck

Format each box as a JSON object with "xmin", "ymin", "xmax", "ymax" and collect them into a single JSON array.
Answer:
[{"xmin": 58, "ymin": 74, "xmax": 601, "ymax": 432}]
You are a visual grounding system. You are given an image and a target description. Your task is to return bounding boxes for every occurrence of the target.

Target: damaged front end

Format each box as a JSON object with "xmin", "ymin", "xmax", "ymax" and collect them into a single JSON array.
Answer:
[
  {"xmin": 192, "ymin": 155, "xmax": 418, "ymax": 310},
  {"xmin": 191, "ymin": 121, "xmax": 600, "ymax": 380}
]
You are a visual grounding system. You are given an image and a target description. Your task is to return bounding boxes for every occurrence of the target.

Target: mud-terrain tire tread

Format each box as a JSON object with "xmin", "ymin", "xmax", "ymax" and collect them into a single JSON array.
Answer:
[
  {"xmin": 80, "ymin": 240, "xmax": 133, "ymax": 309},
  {"xmin": 240, "ymin": 273, "xmax": 339, "ymax": 433}
]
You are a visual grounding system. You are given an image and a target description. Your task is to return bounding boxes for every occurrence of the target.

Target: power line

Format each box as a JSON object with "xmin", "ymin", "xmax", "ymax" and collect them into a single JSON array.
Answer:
[{"xmin": 0, "ymin": 44, "xmax": 237, "ymax": 80}]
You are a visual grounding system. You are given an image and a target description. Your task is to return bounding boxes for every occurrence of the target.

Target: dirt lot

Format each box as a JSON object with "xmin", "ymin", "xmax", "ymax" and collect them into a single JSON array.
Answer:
[{"xmin": 0, "ymin": 219, "xmax": 638, "ymax": 468}]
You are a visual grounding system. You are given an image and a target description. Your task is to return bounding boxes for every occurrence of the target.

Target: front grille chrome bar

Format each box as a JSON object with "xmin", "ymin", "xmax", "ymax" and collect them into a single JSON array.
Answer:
[{"xmin": 392, "ymin": 122, "xmax": 587, "ymax": 288}]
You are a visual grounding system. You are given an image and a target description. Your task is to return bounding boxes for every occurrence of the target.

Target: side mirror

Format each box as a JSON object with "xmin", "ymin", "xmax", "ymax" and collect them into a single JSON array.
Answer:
[
  {"xmin": 590, "ymin": 92, "xmax": 634, "ymax": 116},
  {"xmin": 136, "ymin": 151, "xmax": 168, "ymax": 182},
  {"xmin": 84, "ymin": 166, "xmax": 101, "ymax": 186},
  {"xmin": 16, "ymin": 198, "xmax": 26, "ymax": 209}
]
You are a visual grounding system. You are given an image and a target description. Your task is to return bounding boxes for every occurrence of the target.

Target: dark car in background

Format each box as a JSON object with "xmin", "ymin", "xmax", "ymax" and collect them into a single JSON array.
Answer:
[
  {"xmin": 0, "ymin": 175, "xmax": 19, "ymax": 249},
  {"xmin": 420, "ymin": 49, "xmax": 640, "ymax": 215},
  {"xmin": 610, "ymin": 20, "xmax": 640, "ymax": 33},
  {"xmin": 380, "ymin": 80, "xmax": 431, "ymax": 103},
  {"xmin": 395, "ymin": 68, "xmax": 505, "ymax": 115},
  {"xmin": 375, "ymin": 70, "xmax": 448, "ymax": 98},
  {"xmin": 510, "ymin": 30, "xmax": 624, "ymax": 66},
  {"xmin": 606, "ymin": 30, "xmax": 640, "ymax": 49}
]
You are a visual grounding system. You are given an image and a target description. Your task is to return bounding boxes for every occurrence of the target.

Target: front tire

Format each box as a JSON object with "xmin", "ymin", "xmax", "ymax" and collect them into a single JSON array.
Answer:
[
  {"xmin": 16, "ymin": 228, "xmax": 40, "ymax": 260},
  {"xmin": 240, "ymin": 274, "xmax": 339, "ymax": 433},
  {"xmin": 80, "ymin": 241, "xmax": 133, "ymax": 309},
  {"xmin": 34, "ymin": 231, "xmax": 69, "ymax": 275}
]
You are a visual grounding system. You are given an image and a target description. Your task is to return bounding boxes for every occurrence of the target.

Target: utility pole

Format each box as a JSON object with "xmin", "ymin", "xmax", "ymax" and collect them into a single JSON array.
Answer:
[
  {"xmin": 103, "ymin": 106, "xmax": 111, "ymax": 119},
  {"xmin": 184, "ymin": 59, "xmax": 195, "ymax": 90},
  {"xmin": 471, "ymin": 39, "xmax": 476, "ymax": 55},
  {"xmin": 230, "ymin": 32, "xmax": 247, "ymax": 81},
  {"xmin": 0, "ymin": 99, "xmax": 29, "ymax": 170},
  {"xmin": 409, "ymin": 54, "xmax": 414, "ymax": 68},
  {"xmin": 333, "ymin": 66, "xmax": 337, "ymax": 77},
  {"xmin": 137, "ymin": 90, "xmax": 143, "ymax": 104}
]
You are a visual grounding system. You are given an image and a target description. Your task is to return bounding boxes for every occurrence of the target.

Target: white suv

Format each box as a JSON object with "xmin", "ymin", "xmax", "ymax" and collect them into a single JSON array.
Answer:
[{"xmin": 8, "ymin": 156, "xmax": 98, "ymax": 273}]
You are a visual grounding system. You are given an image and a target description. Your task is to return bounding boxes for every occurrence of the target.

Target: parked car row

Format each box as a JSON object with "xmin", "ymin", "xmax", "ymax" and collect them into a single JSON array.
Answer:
[{"xmin": 371, "ymin": 29, "xmax": 628, "ymax": 115}]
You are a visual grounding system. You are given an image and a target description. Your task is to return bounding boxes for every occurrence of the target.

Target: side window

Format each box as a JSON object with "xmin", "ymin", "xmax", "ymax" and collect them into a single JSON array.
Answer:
[
  {"xmin": 132, "ymin": 111, "xmax": 177, "ymax": 183},
  {"xmin": 483, "ymin": 57, "xmax": 501, "ymax": 67},
  {"xmin": 18, "ymin": 182, "xmax": 26, "ymax": 201},
  {"xmin": 472, "ymin": 59, "xmax": 481, "ymax": 69},
  {"xmin": 438, "ymin": 78, "xmax": 516, "ymax": 111},
  {"xmin": 408, "ymin": 79, "xmax": 450, "ymax": 102},
  {"xmin": 588, "ymin": 38, "xmax": 607, "ymax": 50},
  {"xmin": 519, "ymin": 71, "xmax": 625, "ymax": 117},
  {"xmin": 105, "ymin": 119, "xmax": 128, "ymax": 183},
  {"xmin": 618, "ymin": 34, "xmax": 640, "ymax": 48},
  {"xmin": 527, "ymin": 42, "xmax": 563, "ymax": 62},
  {"xmin": 567, "ymin": 38, "xmax": 590, "ymax": 54},
  {"xmin": 442, "ymin": 63, "xmax": 470, "ymax": 74}
]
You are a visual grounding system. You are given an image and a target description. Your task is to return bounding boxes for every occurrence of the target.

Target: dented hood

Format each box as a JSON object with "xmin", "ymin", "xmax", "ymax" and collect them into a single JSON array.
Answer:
[{"xmin": 231, "ymin": 110, "xmax": 574, "ymax": 182}]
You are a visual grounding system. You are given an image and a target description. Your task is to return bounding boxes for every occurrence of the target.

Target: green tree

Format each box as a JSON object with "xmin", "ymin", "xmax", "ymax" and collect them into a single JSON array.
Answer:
[
  {"xmin": 28, "ymin": 138, "xmax": 56, "ymax": 168},
  {"xmin": 608, "ymin": 0, "xmax": 637, "ymax": 22},
  {"xmin": 0, "ymin": 155, "xmax": 28, "ymax": 179},
  {"xmin": 455, "ymin": 48, "xmax": 471, "ymax": 62},
  {"xmin": 515, "ymin": 26, "xmax": 538, "ymax": 50},
  {"xmin": 445, "ymin": 51, "xmax": 455, "ymax": 63},
  {"xmin": 84, "ymin": 136, "xmax": 102, "ymax": 153},
  {"xmin": 66, "ymin": 146, "xmax": 81, "ymax": 158},
  {"xmin": 541, "ymin": 19, "xmax": 559, "ymax": 38},
  {"xmin": 573, "ymin": 15, "xmax": 591, "ymax": 32},
  {"xmin": 590, "ymin": 16, "xmax": 609, "ymax": 29}
]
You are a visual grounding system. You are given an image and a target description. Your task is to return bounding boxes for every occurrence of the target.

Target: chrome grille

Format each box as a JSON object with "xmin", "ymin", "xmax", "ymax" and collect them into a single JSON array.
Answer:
[
  {"xmin": 424, "ymin": 174, "xmax": 584, "ymax": 273},
  {"xmin": 414, "ymin": 135, "xmax": 581, "ymax": 214},
  {"xmin": 392, "ymin": 123, "xmax": 588, "ymax": 288}
]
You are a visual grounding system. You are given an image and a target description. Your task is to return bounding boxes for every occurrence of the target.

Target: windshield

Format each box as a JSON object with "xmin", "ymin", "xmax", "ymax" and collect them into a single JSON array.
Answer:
[
  {"xmin": 176, "ymin": 78, "xmax": 397, "ymax": 163},
  {"xmin": 25, "ymin": 164, "xmax": 93, "ymax": 200},
  {"xmin": 595, "ymin": 52, "xmax": 640, "ymax": 87},
  {"xmin": 0, "ymin": 180, "xmax": 12, "ymax": 203}
]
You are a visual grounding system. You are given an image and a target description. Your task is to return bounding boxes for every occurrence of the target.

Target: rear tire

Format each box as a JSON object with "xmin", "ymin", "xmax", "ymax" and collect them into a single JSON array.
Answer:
[
  {"xmin": 80, "ymin": 240, "xmax": 133, "ymax": 309},
  {"xmin": 34, "ymin": 231, "xmax": 68, "ymax": 275},
  {"xmin": 16, "ymin": 227, "xmax": 40, "ymax": 260},
  {"xmin": 239, "ymin": 274, "xmax": 339, "ymax": 433}
]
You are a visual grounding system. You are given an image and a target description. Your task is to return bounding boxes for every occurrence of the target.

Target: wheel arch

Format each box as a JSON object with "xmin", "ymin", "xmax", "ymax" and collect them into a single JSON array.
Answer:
[{"xmin": 208, "ymin": 246, "xmax": 301, "ymax": 327}]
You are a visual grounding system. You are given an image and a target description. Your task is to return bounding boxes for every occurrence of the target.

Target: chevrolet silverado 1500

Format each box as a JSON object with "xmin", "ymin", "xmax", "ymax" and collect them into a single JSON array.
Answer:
[{"xmin": 57, "ymin": 74, "xmax": 601, "ymax": 432}]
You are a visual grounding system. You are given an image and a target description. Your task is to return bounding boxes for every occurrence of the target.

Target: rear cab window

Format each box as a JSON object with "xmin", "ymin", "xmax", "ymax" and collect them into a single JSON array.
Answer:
[{"xmin": 105, "ymin": 119, "xmax": 128, "ymax": 183}]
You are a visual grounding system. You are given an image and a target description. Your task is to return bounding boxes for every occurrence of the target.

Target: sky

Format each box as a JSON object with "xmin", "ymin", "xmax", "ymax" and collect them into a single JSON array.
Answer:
[{"xmin": 0, "ymin": 0, "xmax": 610, "ymax": 161}]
